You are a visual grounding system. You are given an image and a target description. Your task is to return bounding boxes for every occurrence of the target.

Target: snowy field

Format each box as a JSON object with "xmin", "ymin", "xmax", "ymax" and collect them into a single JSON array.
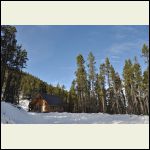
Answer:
[{"xmin": 1, "ymin": 101, "xmax": 149, "ymax": 124}]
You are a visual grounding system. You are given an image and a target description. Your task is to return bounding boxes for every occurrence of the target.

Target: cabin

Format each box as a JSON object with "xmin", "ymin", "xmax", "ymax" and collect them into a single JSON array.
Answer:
[{"xmin": 28, "ymin": 93, "xmax": 64, "ymax": 113}]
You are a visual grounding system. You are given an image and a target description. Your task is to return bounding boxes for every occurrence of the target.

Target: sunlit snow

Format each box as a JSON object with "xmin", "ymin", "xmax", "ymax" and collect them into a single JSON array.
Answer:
[{"xmin": 1, "ymin": 101, "xmax": 149, "ymax": 124}]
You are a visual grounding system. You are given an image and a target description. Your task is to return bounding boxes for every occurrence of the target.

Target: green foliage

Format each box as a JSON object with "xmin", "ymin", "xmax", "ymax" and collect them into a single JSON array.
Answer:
[
  {"xmin": 71, "ymin": 46, "xmax": 149, "ymax": 114},
  {"xmin": 75, "ymin": 54, "xmax": 88, "ymax": 112},
  {"xmin": 1, "ymin": 25, "xmax": 28, "ymax": 104},
  {"xmin": 87, "ymin": 52, "xmax": 97, "ymax": 112},
  {"xmin": 142, "ymin": 44, "xmax": 149, "ymax": 64}
]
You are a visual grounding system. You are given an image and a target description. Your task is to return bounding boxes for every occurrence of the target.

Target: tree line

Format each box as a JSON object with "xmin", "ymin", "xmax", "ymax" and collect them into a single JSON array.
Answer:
[
  {"xmin": 68, "ymin": 46, "xmax": 149, "ymax": 115},
  {"xmin": 1, "ymin": 25, "xmax": 149, "ymax": 115}
]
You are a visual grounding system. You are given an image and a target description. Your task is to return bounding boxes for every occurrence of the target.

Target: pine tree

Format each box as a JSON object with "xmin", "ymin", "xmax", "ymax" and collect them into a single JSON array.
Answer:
[
  {"xmin": 75, "ymin": 54, "xmax": 88, "ymax": 112},
  {"xmin": 132, "ymin": 57, "xmax": 143, "ymax": 114},
  {"xmin": 142, "ymin": 44, "xmax": 149, "ymax": 64},
  {"xmin": 39, "ymin": 81, "xmax": 47, "ymax": 94},
  {"xmin": 105, "ymin": 57, "xmax": 111, "ymax": 88},
  {"xmin": 113, "ymin": 73, "xmax": 126, "ymax": 114},
  {"xmin": 87, "ymin": 52, "xmax": 97, "ymax": 112},
  {"xmin": 106, "ymin": 64, "xmax": 126, "ymax": 114},
  {"xmin": 69, "ymin": 80, "xmax": 77, "ymax": 112},
  {"xmin": 141, "ymin": 44, "xmax": 149, "ymax": 115},
  {"xmin": 123, "ymin": 59, "xmax": 134, "ymax": 114},
  {"xmin": 142, "ymin": 69, "xmax": 149, "ymax": 114},
  {"xmin": 1, "ymin": 25, "xmax": 17, "ymax": 95},
  {"xmin": 1, "ymin": 26, "xmax": 28, "ymax": 104},
  {"xmin": 107, "ymin": 65, "xmax": 115, "ymax": 113},
  {"xmin": 105, "ymin": 57, "xmax": 112, "ymax": 113},
  {"xmin": 98, "ymin": 63, "xmax": 106, "ymax": 113},
  {"xmin": 95, "ymin": 74, "xmax": 101, "ymax": 112}
]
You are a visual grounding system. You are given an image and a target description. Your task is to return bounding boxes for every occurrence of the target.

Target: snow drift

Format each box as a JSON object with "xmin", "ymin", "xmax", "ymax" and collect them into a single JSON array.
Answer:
[{"xmin": 1, "ymin": 101, "xmax": 149, "ymax": 124}]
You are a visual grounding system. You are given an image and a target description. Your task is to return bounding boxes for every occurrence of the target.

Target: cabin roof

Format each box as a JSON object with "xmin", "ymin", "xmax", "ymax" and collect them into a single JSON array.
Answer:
[{"xmin": 40, "ymin": 93, "xmax": 63, "ymax": 106}]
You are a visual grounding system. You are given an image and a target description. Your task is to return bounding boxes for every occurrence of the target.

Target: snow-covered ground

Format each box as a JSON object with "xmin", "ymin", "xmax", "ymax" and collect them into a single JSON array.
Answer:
[
  {"xmin": 18, "ymin": 99, "xmax": 30, "ymax": 111},
  {"xmin": 1, "ymin": 101, "xmax": 149, "ymax": 124}
]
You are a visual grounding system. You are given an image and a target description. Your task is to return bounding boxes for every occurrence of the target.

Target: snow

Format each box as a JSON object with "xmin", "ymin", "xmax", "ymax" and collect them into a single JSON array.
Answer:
[
  {"xmin": 1, "ymin": 101, "xmax": 149, "ymax": 124},
  {"xmin": 18, "ymin": 99, "xmax": 30, "ymax": 111}
]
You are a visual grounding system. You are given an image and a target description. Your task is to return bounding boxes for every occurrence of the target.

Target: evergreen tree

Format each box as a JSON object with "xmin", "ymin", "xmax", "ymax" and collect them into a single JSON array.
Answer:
[
  {"xmin": 105, "ymin": 57, "xmax": 111, "ymax": 88},
  {"xmin": 98, "ymin": 63, "xmax": 106, "ymax": 113},
  {"xmin": 142, "ymin": 69, "xmax": 149, "ymax": 114},
  {"xmin": 142, "ymin": 44, "xmax": 149, "ymax": 64},
  {"xmin": 107, "ymin": 65, "xmax": 115, "ymax": 113},
  {"xmin": 123, "ymin": 59, "xmax": 133, "ymax": 114},
  {"xmin": 87, "ymin": 52, "xmax": 97, "ymax": 112},
  {"xmin": 75, "ymin": 54, "xmax": 88, "ymax": 112},
  {"xmin": 132, "ymin": 57, "xmax": 143, "ymax": 114},
  {"xmin": 69, "ymin": 80, "xmax": 77, "ymax": 112},
  {"xmin": 1, "ymin": 26, "xmax": 28, "ymax": 104},
  {"xmin": 39, "ymin": 81, "xmax": 47, "ymax": 94},
  {"xmin": 141, "ymin": 44, "xmax": 149, "ymax": 114},
  {"xmin": 112, "ymin": 72, "xmax": 126, "ymax": 114},
  {"xmin": 104, "ymin": 57, "xmax": 112, "ymax": 113},
  {"xmin": 95, "ymin": 74, "xmax": 101, "ymax": 112},
  {"xmin": 1, "ymin": 25, "xmax": 17, "ymax": 95}
]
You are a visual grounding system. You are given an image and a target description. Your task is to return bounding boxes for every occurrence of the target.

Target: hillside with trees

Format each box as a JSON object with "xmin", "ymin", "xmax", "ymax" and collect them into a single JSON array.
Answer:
[{"xmin": 1, "ymin": 25, "xmax": 68, "ymax": 106}]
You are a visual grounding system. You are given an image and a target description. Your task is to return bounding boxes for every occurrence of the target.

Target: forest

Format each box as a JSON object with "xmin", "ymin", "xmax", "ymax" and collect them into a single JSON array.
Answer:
[{"xmin": 1, "ymin": 25, "xmax": 149, "ymax": 115}]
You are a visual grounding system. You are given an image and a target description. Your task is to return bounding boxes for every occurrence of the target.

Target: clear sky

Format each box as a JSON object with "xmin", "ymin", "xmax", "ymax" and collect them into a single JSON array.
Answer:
[{"xmin": 15, "ymin": 25, "xmax": 149, "ymax": 90}]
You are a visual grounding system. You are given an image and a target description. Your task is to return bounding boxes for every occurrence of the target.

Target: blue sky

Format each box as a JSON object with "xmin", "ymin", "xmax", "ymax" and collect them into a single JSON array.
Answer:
[{"xmin": 15, "ymin": 25, "xmax": 149, "ymax": 90}]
